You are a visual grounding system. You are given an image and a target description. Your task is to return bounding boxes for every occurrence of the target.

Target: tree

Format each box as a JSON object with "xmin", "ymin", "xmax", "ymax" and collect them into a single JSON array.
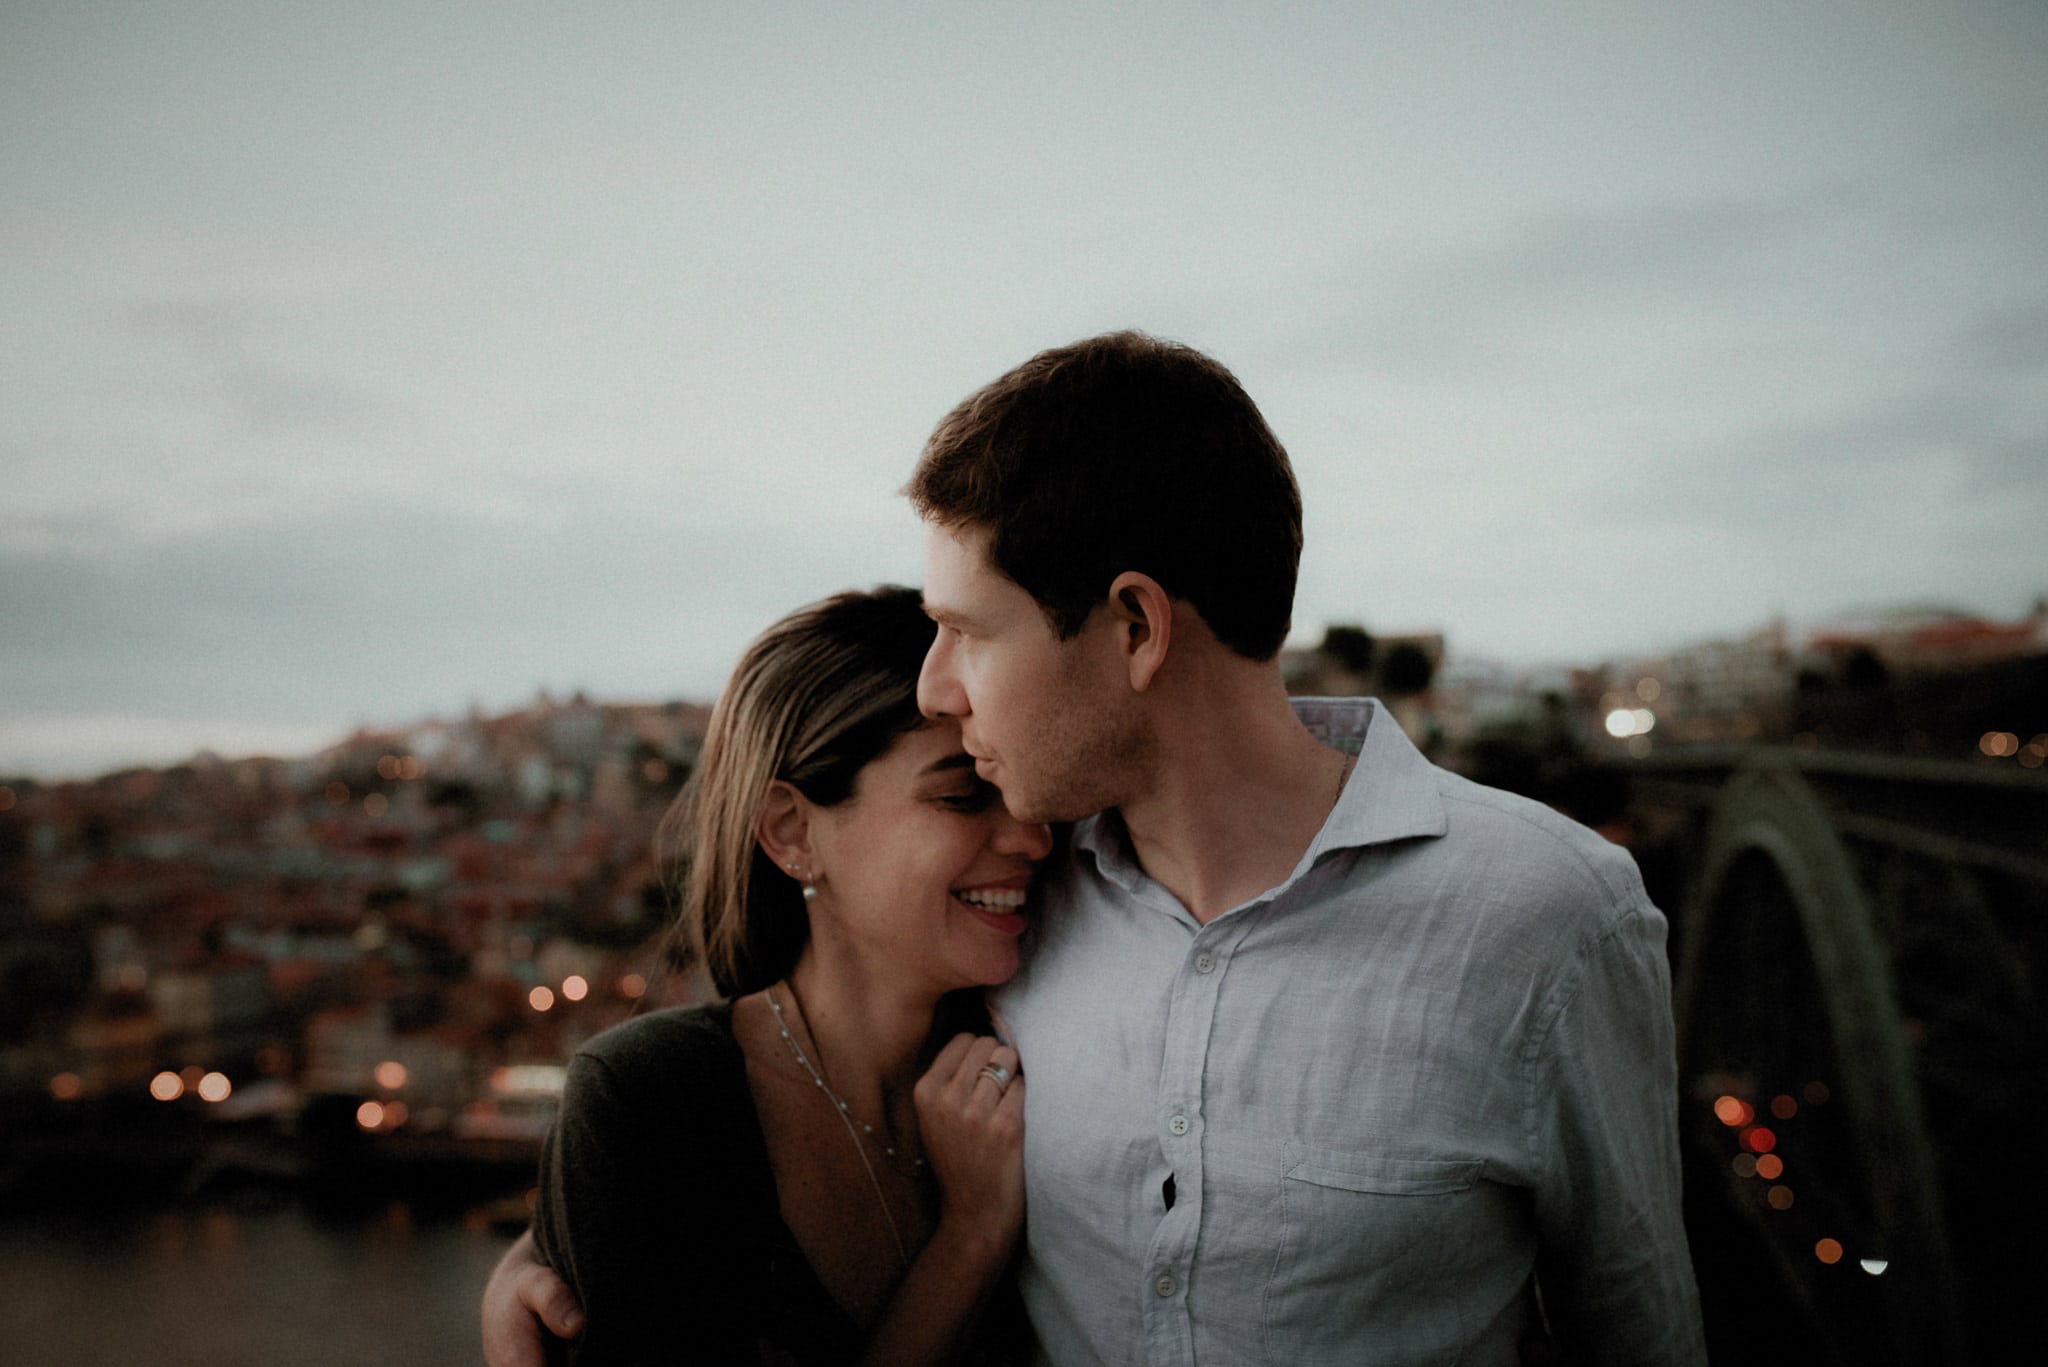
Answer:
[
  {"xmin": 1380, "ymin": 642, "xmax": 1435, "ymax": 696},
  {"xmin": 1319, "ymin": 624, "xmax": 1377, "ymax": 674},
  {"xmin": 1841, "ymin": 647, "xmax": 1889, "ymax": 692}
]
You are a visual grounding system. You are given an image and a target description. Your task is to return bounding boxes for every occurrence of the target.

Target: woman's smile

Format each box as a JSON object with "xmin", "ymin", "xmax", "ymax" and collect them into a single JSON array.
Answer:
[{"xmin": 951, "ymin": 878, "xmax": 1031, "ymax": 935}]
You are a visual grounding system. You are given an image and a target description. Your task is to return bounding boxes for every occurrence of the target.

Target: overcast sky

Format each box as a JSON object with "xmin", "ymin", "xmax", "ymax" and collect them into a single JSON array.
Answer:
[{"xmin": 4, "ymin": 2, "xmax": 2044, "ymax": 778}]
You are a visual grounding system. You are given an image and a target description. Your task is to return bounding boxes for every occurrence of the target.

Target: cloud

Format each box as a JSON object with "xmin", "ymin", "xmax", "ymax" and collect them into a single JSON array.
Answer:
[
  {"xmin": 6, "ymin": 0, "xmax": 2044, "ymax": 736},
  {"xmin": 1953, "ymin": 301, "xmax": 2048, "ymax": 379},
  {"xmin": 119, "ymin": 295, "xmax": 260, "ymax": 348},
  {"xmin": 221, "ymin": 366, "xmax": 391, "ymax": 436},
  {"xmin": 0, "ymin": 481, "xmax": 927, "ymax": 736},
  {"xmin": 1260, "ymin": 142, "xmax": 2048, "ymax": 663}
]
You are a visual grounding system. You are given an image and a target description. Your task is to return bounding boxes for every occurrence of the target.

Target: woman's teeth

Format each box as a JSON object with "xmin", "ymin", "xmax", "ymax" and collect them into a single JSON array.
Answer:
[{"xmin": 954, "ymin": 887, "xmax": 1026, "ymax": 910}]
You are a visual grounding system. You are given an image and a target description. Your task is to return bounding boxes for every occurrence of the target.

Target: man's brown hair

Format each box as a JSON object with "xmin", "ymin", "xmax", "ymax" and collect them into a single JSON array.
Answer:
[{"xmin": 906, "ymin": 331, "xmax": 1302, "ymax": 660}]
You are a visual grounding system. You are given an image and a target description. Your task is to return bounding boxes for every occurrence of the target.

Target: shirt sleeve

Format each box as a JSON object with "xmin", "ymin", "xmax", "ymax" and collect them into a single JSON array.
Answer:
[
  {"xmin": 534, "ymin": 1039, "xmax": 757, "ymax": 1366},
  {"xmin": 1527, "ymin": 888, "xmax": 1709, "ymax": 1365}
]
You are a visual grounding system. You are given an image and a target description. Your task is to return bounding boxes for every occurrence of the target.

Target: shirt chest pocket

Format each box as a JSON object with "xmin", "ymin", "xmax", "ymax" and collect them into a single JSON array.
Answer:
[
  {"xmin": 1264, "ymin": 1148, "xmax": 1492, "ymax": 1360},
  {"xmin": 1288, "ymin": 1150, "xmax": 1480, "ymax": 1196}
]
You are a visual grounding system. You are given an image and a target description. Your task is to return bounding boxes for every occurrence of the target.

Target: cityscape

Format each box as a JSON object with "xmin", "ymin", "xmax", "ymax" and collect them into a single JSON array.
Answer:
[
  {"xmin": 2, "ymin": 599, "xmax": 2043, "ymax": 1364},
  {"xmin": 8, "ymin": 5, "xmax": 2042, "ymax": 1362}
]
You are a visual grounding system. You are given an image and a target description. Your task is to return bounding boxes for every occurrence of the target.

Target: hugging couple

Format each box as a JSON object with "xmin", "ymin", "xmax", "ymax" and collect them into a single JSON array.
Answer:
[{"xmin": 480, "ymin": 331, "xmax": 1706, "ymax": 1366}]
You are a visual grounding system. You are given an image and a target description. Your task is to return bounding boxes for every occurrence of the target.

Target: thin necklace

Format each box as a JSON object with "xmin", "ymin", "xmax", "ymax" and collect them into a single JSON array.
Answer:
[
  {"xmin": 766, "ymin": 984, "xmax": 926, "ymax": 1172},
  {"xmin": 766, "ymin": 983, "xmax": 913, "ymax": 1267}
]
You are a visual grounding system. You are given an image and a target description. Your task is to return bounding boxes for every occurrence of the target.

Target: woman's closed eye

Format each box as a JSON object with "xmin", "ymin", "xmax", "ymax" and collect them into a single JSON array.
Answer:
[{"xmin": 938, "ymin": 780, "xmax": 1003, "ymax": 814}]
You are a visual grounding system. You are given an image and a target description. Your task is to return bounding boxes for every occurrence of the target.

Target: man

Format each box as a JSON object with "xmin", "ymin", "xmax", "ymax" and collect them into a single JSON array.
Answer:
[{"xmin": 485, "ymin": 332, "xmax": 1706, "ymax": 1364}]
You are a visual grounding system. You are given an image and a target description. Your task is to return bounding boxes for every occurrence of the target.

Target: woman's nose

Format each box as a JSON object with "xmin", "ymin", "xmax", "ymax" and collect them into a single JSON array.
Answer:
[{"xmin": 997, "ymin": 815, "xmax": 1054, "ymax": 861}]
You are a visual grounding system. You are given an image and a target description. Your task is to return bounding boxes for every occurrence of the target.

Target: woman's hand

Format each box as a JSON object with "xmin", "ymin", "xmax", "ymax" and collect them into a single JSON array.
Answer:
[
  {"xmin": 856, "ymin": 1033, "xmax": 1026, "ymax": 1365},
  {"xmin": 912, "ymin": 1032, "xmax": 1026, "ymax": 1264}
]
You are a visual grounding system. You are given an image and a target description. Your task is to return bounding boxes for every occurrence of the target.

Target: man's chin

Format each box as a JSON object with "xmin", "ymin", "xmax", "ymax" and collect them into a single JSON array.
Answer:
[
  {"xmin": 981, "ymin": 762, "xmax": 1108, "ymax": 825},
  {"xmin": 999, "ymin": 786, "xmax": 1099, "ymax": 827}
]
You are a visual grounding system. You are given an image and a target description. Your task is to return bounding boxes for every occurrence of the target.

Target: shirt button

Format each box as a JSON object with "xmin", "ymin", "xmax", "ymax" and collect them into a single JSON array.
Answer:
[
  {"xmin": 1194, "ymin": 952, "xmax": 1215, "ymax": 974},
  {"xmin": 1168, "ymin": 1114, "xmax": 1188, "ymax": 1136},
  {"xmin": 1155, "ymin": 1273, "xmax": 1177, "ymax": 1298}
]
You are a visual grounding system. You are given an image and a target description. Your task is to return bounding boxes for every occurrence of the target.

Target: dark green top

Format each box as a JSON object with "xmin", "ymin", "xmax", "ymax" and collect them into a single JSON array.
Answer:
[{"xmin": 535, "ymin": 1002, "xmax": 864, "ymax": 1365}]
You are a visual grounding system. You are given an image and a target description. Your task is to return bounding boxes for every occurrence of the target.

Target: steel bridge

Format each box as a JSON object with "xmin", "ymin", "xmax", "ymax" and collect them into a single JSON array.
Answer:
[{"xmin": 1617, "ymin": 746, "xmax": 2047, "ymax": 1365}]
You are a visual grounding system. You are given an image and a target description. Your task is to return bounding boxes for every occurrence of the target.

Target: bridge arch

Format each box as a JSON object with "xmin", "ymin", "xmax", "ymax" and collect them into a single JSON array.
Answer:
[{"xmin": 1673, "ymin": 758, "xmax": 1968, "ymax": 1365}]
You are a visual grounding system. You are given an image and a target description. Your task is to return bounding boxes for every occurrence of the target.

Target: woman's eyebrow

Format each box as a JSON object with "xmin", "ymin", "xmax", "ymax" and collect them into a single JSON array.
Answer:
[{"xmin": 924, "ymin": 753, "xmax": 978, "ymax": 775}]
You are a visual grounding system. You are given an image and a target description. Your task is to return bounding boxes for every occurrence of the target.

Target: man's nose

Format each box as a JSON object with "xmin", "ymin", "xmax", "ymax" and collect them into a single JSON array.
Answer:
[{"xmin": 917, "ymin": 636, "xmax": 966, "ymax": 720}]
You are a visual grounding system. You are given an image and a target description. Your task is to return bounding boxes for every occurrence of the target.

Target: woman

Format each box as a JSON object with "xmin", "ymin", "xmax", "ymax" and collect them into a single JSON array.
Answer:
[{"xmin": 530, "ymin": 586, "xmax": 1053, "ymax": 1365}]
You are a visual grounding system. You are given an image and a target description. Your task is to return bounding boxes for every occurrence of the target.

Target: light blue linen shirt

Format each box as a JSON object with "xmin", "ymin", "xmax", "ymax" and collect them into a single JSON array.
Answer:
[{"xmin": 995, "ymin": 698, "xmax": 1705, "ymax": 1366}]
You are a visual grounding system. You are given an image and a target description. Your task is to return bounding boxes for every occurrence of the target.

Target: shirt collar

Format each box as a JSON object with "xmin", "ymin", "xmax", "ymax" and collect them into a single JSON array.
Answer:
[{"xmin": 1072, "ymin": 696, "xmax": 1449, "ymax": 882}]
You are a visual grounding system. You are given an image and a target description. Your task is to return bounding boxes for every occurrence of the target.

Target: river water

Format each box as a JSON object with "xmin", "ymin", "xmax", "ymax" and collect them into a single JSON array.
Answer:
[{"xmin": 0, "ymin": 1196, "xmax": 517, "ymax": 1367}]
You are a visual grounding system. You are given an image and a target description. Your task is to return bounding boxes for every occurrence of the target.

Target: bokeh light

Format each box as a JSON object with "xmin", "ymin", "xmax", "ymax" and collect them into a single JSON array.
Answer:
[
  {"xmin": 561, "ymin": 974, "xmax": 589, "ymax": 1002},
  {"xmin": 1815, "ymin": 1238, "xmax": 1844, "ymax": 1265},
  {"xmin": 197, "ymin": 1072, "xmax": 232, "ymax": 1102},
  {"xmin": 357, "ymin": 1100, "xmax": 386, "ymax": 1130},
  {"xmin": 491, "ymin": 1064, "xmax": 567, "ymax": 1095},
  {"xmin": 373, "ymin": 1061, "xmax": 408, "ymax": 1090},
  {"xmin": 529, "ymin": 985, "xmax": 555, "ymax": 1011},
  {"xmin": 49, "ymin": 1073, "xmax": 83, "ymax": 1101},
  {"xmin": 150, "ymin": 1071, "xmax": 183, "ymax": 1101},
  {"xmin": 1604, "ymin": 708, "xmax": 1660, "ymax": 739},
  {"xmin": 1755, "ymin": 1154, "xmax": 1784, "ymax": 1180},
  {"xmin": 619, "ymin": 972, "xmax": 647, "ymax": 999},
  {"xmin": 1770, "ymin": 1094, "xmax": 1797, "ymax": 1120},
  {"xmin": 1767, "ymin": 1185, "xmax": 1795, "ymax": 1210},
  {"xmin": 1713, "ymin": 1095, "xmax": 1753, "ymax": 1127},
  {"xmin": 1979, "ymin": 731, "xmax": 2019, "ymax": 758}
]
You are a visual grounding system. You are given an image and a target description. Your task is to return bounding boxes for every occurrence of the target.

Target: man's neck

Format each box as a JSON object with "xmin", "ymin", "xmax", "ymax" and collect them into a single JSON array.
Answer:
[{"xmin": 1115, "ymin": 680, "xmax": 1353, "ymax": 925}]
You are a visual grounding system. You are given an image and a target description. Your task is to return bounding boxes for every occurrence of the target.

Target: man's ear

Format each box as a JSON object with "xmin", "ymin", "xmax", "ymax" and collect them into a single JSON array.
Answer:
[
  {"xmin": 755, "ymin": 780, "xmax": 814, "ymax": 874},
  {"xmin": 1106, "ymin": 571, "xmax": 1172, "ymax": 692}
]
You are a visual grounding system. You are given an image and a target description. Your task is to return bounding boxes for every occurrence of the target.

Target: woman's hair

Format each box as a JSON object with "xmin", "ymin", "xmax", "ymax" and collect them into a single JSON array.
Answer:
[{"xmin": 661, "ymin": 585, "xmax": 936, "ymax": 998}]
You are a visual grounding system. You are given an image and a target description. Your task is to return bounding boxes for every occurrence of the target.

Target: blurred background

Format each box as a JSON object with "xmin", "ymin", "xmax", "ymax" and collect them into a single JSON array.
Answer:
[{"xmin": 3, "ymin": 3, "xmax": 2043, "ymax": 1363}]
